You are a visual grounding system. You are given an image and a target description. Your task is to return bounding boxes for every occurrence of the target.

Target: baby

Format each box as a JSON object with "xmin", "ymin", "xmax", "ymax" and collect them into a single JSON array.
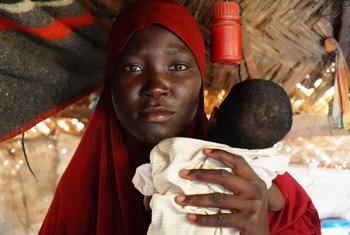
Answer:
[{"xmin": 133, "ymin": 79, "xmax": 293, "ymax": 235}]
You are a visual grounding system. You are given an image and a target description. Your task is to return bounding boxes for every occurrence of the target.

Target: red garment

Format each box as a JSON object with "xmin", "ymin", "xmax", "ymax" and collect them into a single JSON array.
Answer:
[
  {"xmin": 39, "ymin": 1, "xmax": 207, "ymax": 235},
  {"xmin": 39, "ymin": 1, "xmax": 320, "ymax": 234},
  {"xmin": 269, "ymin": 172, "xmax": 321, "ymax": 235}
]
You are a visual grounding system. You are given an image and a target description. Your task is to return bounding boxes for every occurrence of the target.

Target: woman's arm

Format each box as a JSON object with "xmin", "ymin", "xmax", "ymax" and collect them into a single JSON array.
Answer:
[
  {"xmin": 175, "ymin": 148, "xmax": 270, "ymax": 235},
  {"xmin": 268, "ymin": 172, "xmax": 321, "ymax": 235},
  {"xmin": 267, "ymin": 183, "xmax": 285, "ymax": 212}
]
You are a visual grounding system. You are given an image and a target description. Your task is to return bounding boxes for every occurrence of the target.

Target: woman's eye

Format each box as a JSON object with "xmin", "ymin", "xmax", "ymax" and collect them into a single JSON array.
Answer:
[
  {"xmin": 124, "ymin": 65, "xmax": 142, "ymax": 72},
  {"xmin": 169, "ymin": 64, "xmax": 188, "ymax": 71}
]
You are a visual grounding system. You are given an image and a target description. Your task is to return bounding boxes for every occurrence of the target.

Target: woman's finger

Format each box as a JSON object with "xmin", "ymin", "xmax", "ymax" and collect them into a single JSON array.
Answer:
[
  {"xmin": 203, "ymin": 148, "xmax": 259, "ymax": 180},
  {"xmin": 186, "ymin": 211, "xmax": 269, "ymax": 234},
  {"xmin": 179, "ymin": 168, "xmax": 256, "ymax": 196},
  {"xmin": 175, "ymin": 193, "xmax": 252, "ymax": 211},
  {"xmin": 187, "ymin": 212, "xmax": 246, "ymax": 229}
]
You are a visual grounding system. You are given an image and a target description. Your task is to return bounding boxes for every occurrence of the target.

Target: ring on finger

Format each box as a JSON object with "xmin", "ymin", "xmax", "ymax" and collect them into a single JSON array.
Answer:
[{"xmin": 217, "ymin": 212, "xmax": 226, "ymax": 227}]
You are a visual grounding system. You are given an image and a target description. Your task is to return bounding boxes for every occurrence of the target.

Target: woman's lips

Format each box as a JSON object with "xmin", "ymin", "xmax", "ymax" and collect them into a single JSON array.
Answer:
[{"xmin": 139, "ymin": 107, "xmax": 174, "ymax": 122}]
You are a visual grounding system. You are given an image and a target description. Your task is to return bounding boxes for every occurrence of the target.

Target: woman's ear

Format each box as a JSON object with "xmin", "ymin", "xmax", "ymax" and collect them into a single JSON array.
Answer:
[{"xmin": 208, "ymin": 107, "xmax": 219, "ymax": 137}]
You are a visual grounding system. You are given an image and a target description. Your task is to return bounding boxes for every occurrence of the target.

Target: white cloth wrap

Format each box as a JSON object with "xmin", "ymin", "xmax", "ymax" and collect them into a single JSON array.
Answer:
[{"xmin": 132, "ymin": 137, "xmax": 289, "ymax": 235}]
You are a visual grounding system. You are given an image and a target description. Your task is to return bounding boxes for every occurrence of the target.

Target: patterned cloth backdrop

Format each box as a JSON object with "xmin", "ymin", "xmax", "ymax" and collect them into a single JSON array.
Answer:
[{"xmin": 0, "ymin": 0, "xmax": 109, "ymax": 143}]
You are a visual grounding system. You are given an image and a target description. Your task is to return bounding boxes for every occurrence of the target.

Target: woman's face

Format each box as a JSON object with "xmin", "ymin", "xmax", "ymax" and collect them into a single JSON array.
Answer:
[{"xmin": 111, "ymin": 25, "xmax": 202, "ymax": 144}]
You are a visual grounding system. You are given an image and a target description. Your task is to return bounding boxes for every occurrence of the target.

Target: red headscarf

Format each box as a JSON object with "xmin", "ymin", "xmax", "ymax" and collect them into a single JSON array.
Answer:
[{"xmin": 39, "ymin": 1, "xmax": 207, "ymax": 234}]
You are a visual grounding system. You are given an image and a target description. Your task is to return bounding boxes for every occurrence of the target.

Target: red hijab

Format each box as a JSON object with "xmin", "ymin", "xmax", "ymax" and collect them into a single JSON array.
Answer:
[{"xmin": 39, "ymin": 1, "xmax": 207, "ymax": 235}]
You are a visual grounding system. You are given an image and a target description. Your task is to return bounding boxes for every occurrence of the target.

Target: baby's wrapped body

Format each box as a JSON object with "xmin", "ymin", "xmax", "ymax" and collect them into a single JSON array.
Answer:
[{"xmin": 133, "ymin": 137, "xmax": 289, "ymax": 235}]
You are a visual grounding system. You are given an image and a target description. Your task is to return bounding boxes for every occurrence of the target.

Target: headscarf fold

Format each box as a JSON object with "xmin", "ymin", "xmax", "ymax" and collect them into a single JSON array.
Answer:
[{"xmin": 39, "ymin": 1, "xmax": 207, "ymax": 234}]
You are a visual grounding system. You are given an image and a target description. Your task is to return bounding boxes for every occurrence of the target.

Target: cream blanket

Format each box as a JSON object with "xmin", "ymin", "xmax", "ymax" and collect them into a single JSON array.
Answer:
[{"xmin": 132, "ymin": 137, "xmax": 289, "ymax": 235}]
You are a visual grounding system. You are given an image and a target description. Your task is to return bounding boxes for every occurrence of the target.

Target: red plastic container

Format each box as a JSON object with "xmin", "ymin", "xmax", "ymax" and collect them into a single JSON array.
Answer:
[{"xmin": 210, "ymin": 1, "xmax": 242, "ymax": 64}]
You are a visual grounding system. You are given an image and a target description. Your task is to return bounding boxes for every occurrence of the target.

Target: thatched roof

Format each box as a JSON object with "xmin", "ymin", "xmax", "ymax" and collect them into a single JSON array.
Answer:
[{"xmin": 82, "ymin": 0, "xmax": 349, "ymax": 115}]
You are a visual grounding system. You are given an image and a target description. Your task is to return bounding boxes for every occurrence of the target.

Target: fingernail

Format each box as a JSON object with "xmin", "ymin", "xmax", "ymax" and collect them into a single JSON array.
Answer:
[
  {"xmin": 176, "ymin": 195, "xmax": 186, "ymax": 202},
  {"xmin": 203, "ymin": 148, "xmax": 212, "ymax": 154},
  {"xmin": 179, "ymin": 169, "xmax": 190, "ymax": 176},
  {"xmin": 187, "ymin": 213, "xmax": 197, "ymax": 222}
]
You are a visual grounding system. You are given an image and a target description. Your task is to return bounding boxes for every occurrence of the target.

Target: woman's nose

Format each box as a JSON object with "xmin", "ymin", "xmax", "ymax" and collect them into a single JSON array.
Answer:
[{"xmin": 141, "ymin": 72, "xmax": 170, "ymax": 98}]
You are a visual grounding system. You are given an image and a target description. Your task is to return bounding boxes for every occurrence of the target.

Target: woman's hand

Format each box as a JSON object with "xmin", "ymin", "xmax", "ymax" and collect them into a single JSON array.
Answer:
[{"xmin": 175, "ymin": 148, "xmax": 270, "ymax": 235}]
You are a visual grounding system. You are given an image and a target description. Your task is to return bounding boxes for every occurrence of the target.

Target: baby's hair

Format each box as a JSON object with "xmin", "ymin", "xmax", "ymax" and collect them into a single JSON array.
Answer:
[{"xmin": 213, "ymin": 79, "xmax": 293, "ymax": 149}]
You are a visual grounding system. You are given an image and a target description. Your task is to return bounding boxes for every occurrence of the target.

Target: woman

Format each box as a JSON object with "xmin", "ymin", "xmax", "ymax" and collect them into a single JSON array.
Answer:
[{"xmin": 39, "ymin": 1, "xmax": 320, "ymax": 234}]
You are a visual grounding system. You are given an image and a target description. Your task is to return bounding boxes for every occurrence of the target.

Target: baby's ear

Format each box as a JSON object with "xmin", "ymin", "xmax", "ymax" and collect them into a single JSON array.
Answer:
[{"xmin": 208, "ymin": 107, "xmax": 219, "ymax": 135}]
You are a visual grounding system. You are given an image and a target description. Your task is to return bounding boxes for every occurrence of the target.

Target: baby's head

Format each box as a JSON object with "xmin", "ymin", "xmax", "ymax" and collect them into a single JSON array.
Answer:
[{"xmin": 208, "ymin": 79, "xmax": 293, "ymax": 149}]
